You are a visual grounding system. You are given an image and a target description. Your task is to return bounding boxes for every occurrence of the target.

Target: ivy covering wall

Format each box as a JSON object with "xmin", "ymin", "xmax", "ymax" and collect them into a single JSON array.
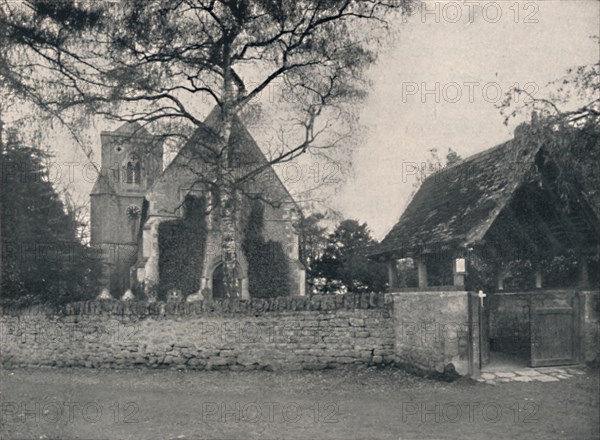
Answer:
[
  {"xmin": 158, "ymin": 195, "xmax": 207, "ymax": 299},
  {"xmin": 242, "ymin": 201, "xmax": 291, "ymax": 298}
]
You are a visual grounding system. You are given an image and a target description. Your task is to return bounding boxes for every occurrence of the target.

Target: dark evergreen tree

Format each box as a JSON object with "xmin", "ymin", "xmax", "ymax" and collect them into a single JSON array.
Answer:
[
  {"xmin": 296, "ymin": 212, "xmax": 328, "ymax": 291},
  {"xmin": 0, "ymin": 131, "xmax": 100, "ymax": 306},
  {"xmin": 313, "ymin": 219, "xmax": 386, "ymax": 293}
]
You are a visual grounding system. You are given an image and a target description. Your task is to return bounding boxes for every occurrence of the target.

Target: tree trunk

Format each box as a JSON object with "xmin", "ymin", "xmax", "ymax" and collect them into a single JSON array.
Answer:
[
  {"xmin": 217, "ymin": 40, "xmax": 240, "ymax": 299},
  {"xmin": 0, "ymin": 113, "xmax": 3, "ymax": 299},
  {"xmin": 219, "ymin": 176, "xmax": 239, "ymax": 299}
]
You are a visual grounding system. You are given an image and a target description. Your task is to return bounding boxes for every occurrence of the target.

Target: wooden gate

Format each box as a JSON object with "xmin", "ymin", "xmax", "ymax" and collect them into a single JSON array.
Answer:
[{"xmin": 529, "ymin": 291, "xmax": 581, "ymax": 367}]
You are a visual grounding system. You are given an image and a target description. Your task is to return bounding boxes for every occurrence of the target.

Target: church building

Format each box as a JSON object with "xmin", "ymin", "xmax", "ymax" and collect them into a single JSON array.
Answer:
[{"xmin": 90, "ymin": 109, "xmax": 305, "ymax": 301}]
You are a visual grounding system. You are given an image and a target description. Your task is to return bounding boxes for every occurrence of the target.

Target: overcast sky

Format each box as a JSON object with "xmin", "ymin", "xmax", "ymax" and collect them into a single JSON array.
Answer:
[{"xmin": 333, "ymin": 0, "xmax": 599, "ymax": 238}]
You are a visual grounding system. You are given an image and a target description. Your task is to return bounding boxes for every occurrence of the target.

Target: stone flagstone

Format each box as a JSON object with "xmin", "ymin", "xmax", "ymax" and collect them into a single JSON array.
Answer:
[
  {"xmin": 496, "ymin": 372, "xmax": 516, "ymax": 378},
  {"xmin": 514, "ymin": 369, "xmax": 541, "ymax": 376},
  {"xmin": 533, "ymin": 374, "xmax": 560, "ymax": 382},
  {"xmin": 477, "ymin": 365, "xmax": 584, "ymax": 385},
  {"xmin": 513, "ymin": 376, "xmax": 533, "ymax": 382}
]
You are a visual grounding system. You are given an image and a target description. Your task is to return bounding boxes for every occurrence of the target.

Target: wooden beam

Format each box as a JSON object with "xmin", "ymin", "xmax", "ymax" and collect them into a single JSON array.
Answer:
[
  {"xmin": 453, "ymin": 273, "xmax": 465, "ymax": 287},
  {"xmin": 501, "ymin": 205, "xmax": 540, "ymax": 259},
  {"xmin": 538, "ymin": 175, "xmax": 589, "ymax": 252},
  {"xmin": 523, "ymin": 194, "xmax": 564, "ymax": 255}
]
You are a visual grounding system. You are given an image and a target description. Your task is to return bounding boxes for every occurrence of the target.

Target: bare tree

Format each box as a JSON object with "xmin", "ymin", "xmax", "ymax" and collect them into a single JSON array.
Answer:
[
  {"xmin": 1, "ymin": 0, "xmax": 413, "ymax": 298},
  {"xmin": 499, "ymin": 61, "xmax": 600, "ymax": 213}
]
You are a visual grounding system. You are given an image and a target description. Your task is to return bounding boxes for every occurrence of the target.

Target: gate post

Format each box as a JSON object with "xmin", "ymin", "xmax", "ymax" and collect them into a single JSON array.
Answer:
[
  {"xmin": 467, "ymin": 291, "xmax": 479, "ymax": 376},
  {"xmin": 574, "ymin": 290, "xmax": 582, "ymax": 363}
]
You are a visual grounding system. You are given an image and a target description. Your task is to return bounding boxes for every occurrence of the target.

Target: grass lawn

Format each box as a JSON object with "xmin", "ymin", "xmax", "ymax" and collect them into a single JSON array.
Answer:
[{"xmin": 0, "ymin": 366, "xmax": 598, "ymax": 440}]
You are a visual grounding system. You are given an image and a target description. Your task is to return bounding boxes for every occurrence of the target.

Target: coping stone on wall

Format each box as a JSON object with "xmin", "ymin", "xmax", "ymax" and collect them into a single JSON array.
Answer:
[{"xmin": 0, "ymin": 292, "xmax": 390, "ymax": 318}]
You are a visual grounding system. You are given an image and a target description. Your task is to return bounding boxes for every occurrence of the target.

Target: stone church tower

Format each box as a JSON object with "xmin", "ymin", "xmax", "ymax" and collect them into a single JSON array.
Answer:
[{"xmin": 90, "ymin": 122, "xmax": 162, "ymax": 295}]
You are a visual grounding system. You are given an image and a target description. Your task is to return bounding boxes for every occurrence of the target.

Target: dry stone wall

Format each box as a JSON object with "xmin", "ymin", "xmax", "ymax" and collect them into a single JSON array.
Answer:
[{"xmin": 0, "ymin": 293, "xmax": 395, "ymax": 371}]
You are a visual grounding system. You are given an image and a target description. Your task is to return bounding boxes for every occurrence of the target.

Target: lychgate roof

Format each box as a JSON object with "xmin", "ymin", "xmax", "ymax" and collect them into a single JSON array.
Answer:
[{"xmin": 371, "ymin": 137, "xmax": 545, "ymax": 258}]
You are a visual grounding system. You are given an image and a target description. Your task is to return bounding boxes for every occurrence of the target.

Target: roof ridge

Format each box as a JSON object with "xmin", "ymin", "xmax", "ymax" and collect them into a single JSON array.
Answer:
[
  {"xmin": 146, "ymin": 107, "xmax": 296, "ymax": 208},
  {"xmin": 371, "ymin": 135, "xmax": 544, "ymax": 257},
  {"xmin": 424, "ymin": 138, "xmax": 514, "ymax": 181}
]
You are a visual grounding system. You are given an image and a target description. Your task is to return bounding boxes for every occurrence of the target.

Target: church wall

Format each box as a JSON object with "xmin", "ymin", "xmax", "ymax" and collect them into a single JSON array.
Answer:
[
  {"xmin": 91, "ymin": 194, "xmax": 144, "ymax": 245},
  {"xmin": 100, "ymin": 132, "xmax": 162, "ymax": 190},
  {"xmin": 146, "ymin": 157, "xmax": 213, "ymax": 217},
  {"xmin": 261, "ymin": 204, "xmax": 304, "ymax": 296},
  {"xmin": 146, "ymin": 160, "xmax": 304, "ymax": 297}
]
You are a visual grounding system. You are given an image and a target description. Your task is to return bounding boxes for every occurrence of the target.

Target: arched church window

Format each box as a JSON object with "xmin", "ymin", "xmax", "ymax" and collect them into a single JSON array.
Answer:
[
  {"xmin": 133, "ymin": 162, "xmax": 141, "ymax": 184},
  {"xmin": 126, "ymin": 162, "xmax": 134, "ymax": 183},
  {"xmin": 124, "ymin": 155, "xmax": 141, "ymax": 184}
]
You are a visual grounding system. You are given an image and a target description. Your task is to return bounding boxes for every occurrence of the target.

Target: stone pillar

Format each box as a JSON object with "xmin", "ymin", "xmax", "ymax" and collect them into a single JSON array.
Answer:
[
  {"xmin": 298, "ymin": 269, "xmax": 306, "ymax": 296},
  {"xmin": 388, "ymin": 261, "xmax": 397, "ymax": 291},
  {"xmin": 453, "ymin": 258, "xmax": 465, "ymax": 287},
  {"xmin": 535, "ymin": 266, "xmax": 542, "ymax": 289},
  {"xmin": 578, "ymin": 256, "xmax": 590, "ymax": 290},
  {"xmin": 417, "ymin": 258, "xmax": 428, "ymax": 289},
  {"xmin": 390, "ymin": 290, "xmax": 472, "ymax": 376},
  {"xmin": 142, "ymin": 218, "xmax": 162, "ymax": 299}
]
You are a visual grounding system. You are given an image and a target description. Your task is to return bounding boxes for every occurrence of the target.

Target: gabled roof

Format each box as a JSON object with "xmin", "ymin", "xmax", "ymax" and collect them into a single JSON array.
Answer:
[
  {"xmin": 162, "ymin": 107, "xmax": 269, "ymax": 171},
  {"xmin": 153, "ymin": 107, "xmax": 296, "ymax": 206},
  {"xmin": 371, "ymin": 136, "xmax": 543, "ymax": 258}
]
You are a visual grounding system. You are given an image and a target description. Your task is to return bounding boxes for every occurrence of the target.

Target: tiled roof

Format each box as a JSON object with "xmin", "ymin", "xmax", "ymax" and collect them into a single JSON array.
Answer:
[
  {"xmin": 155, "ymin": 107, "xmax": 296, "ymax": 206},
  {"xmin": 371, "ymin": 137, "xmax": 543, "ymax": 258}
]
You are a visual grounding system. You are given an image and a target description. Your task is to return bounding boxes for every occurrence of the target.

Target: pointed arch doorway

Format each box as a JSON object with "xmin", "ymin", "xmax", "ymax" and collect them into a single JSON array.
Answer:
[{"xmin": 211, "ymin": 263, "xmax": 243, "ymax": 300}]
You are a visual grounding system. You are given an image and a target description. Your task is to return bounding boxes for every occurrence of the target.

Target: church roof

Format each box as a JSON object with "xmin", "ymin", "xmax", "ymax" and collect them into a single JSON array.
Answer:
[
  {"xmin": 164, "ymin": 107, "xmax": 271, "ymax": 170},
  {"xmin": 153, "ymin": 107, "xmax": 296, "ymax": 206},
  {"xmin": 371, "ymin": 136, "xmax": 543, "ymax": 258},
  {"xmin": 90, "ymin": 172, "xmax": 117, "ymax": 196}
]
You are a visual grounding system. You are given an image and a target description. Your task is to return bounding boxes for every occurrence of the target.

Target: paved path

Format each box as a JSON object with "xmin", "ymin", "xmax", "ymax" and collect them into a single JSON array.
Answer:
[{"xmin": 477, "ymin": 366, "xmax": 586, "ymax": 385}]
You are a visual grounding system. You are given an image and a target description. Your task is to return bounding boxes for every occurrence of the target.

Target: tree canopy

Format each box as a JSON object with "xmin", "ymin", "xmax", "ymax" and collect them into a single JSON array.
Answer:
[
  {"xmin": 499, "ymin": 61, "xmax": 599, "ymax": 214},
  {"xmin": 1, "ymin": 0, "xmax": 413, "ymax": 298},
  {"xmin": 313, "ymin": 219, "xmax": 386, "ymax": 293}
]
